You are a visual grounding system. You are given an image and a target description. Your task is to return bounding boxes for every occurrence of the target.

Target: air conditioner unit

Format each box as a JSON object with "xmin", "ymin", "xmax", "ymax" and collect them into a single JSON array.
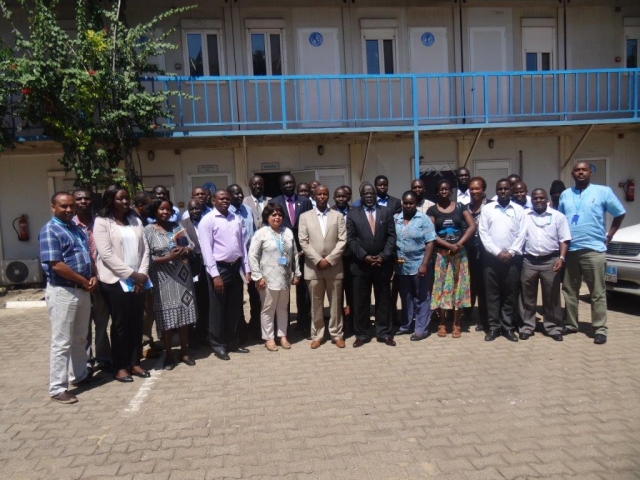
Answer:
[{"xmin": 0, "ymin": 259, "xmax": 44, "ymax": 286}]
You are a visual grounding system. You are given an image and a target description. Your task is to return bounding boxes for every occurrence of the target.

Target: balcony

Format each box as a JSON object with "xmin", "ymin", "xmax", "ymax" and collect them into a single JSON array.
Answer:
[{"xmin": 136, "ymin": 68, "xmax": 640, "ymax": 138}]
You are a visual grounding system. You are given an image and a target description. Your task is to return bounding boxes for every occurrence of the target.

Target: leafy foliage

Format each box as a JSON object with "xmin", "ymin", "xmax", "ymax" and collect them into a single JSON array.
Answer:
[{"xmin": 0, "ymin": 0, "xmax": 195, "ymax": 191}]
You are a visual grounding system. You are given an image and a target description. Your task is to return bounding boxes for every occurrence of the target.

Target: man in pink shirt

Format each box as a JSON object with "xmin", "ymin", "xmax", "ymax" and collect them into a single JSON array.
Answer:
[{"xmin": 198, "ymin": 190, "xmax": 251, "ymax": 361}]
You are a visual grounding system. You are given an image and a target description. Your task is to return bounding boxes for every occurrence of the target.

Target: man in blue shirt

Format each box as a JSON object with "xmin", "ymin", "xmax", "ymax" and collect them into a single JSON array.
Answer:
[
  {"xmin": 559, "ymin": 161, "xmax": 626, "ymax": 344},
  {"xmin": 39, "ymin": 192, "xmax": 104, "ymax": 404}
]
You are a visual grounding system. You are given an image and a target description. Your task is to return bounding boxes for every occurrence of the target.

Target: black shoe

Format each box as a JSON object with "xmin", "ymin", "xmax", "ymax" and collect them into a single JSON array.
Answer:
[
  {"xmin": 164, "ymin": 358, "xmax": 176, "ymax": 370},
  {"xmin": 410, "ymin": 333, "xmax": 427, "ymax": 342},
  {"xmin": 484, "ymin": 330, "xmax": 500, "ymax": 342},
  {"xmin": 132, "ymin": 369, "xmax": 150, "ymax": 378},
  {"xmin": 181, "ymin": 355, "xmax": 196, "ymax": 366},
  {"xmin": 229, "ymin": 346, "xmax": 250, "ymax": 354},
  {"xmin": 550, "ymin": 334, "xmax": 563, "ymax": 342},
  {"xmin": 475, "ymin": 325, "xmax": 485, "ymax": 332},
  {"xmin": 72, "ymin": 373, "xmax": 105, "ymax": 387},
  {"xmin": 114, "ymin": 374, "xmax": 133, "ymax": 383},
  {"xmin": 213, "ymin": 350, "xmax": 230, "ymax": 361},
  {"xmin": 353, "ymin": 338, "xmax": 370, "ymax": 348},
  {"xmin": 562, "ymin": 327, "xmax": 578, "ymax": 335},
  {"xmin": 377, "ymin": 337, "xmax": 396, "ymax": 346},
  {"xmin": 504, "ymin": 331, "xmax": 518, "ymax": 342},
  {"xmin": 519, "ymin": 332, "xmax": 531, "ymax": 340},
  {"xmin": 594, "ymin": 334, "xmax": 607, "ymax": 345}
]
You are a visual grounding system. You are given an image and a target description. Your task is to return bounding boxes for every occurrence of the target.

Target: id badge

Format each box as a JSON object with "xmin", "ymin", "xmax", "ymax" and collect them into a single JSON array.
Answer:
[
  {"xmin": 277, "ymin": 256, "xmax": 288, "ymax": 266},
  {"xmin": 571, "ymin": 214, "xmax": 579, "ymax": 225}
]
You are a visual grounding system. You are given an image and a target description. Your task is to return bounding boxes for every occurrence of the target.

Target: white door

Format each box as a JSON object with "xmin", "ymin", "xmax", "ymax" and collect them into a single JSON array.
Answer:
[
  {"xmin": 409, "ymin": 28, "xmax": 451, "ymax": 122},
  {"xmin": 468, "ymin": 27, "xmax": 508, "ymax": 121},
  {"xmin": 474, "ymin": 160, "xmax": 510, "ymax": 195},
  {"xmin": 297, "ymin": 28, "xmax": 342, "ymax": 126}
]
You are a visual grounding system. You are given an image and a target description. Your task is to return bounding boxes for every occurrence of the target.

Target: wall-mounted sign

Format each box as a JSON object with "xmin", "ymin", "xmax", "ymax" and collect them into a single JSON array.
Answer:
[
  {"xmin": 421, "ymin": 32, "xmax": 435, "ymax": 47},
  {"xmin": 202, "ymin": 182, "xmax": 217, "ymax": 194},
  {"xmin": 198, "ymin": 164, "xmax": 218, "ymax": 173},
  {"xmin": 309, "ymin": 32, "xmax": 323, "ymax": 47},
  {"xmin": 261, "ymin": 162, "xmax": 280, "ymax": 171}
]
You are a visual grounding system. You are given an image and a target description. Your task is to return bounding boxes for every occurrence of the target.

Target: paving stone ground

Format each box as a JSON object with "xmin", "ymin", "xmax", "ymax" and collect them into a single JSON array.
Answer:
[{"xmin": 1, "ymin": 290, "xmax": 639, "ymax": 479}]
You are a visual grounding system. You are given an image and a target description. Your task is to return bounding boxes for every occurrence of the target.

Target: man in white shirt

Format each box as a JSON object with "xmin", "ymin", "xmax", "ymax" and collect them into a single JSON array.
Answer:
[
  {"xmin": 479, "ymin": 179, "xmax": 526, "ymax": 342},
  {"xmin": 411, "ymin": 179, "xmax": 435, "ymax": 213},
  {"xmin": 519, "ymin": 189, "xmax": 571, "ymax": 341},
  {"xmin": 299, "ymin": 185, "xmax": 347, "ymax": 349},
  {"xmin": 455, "ymin": 168, "xmax": 471, "ymax": 205}
]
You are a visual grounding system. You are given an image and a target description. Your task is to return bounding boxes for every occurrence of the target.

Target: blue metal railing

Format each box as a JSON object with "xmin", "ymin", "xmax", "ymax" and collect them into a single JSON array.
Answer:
[{"xmin": 136, "ymin": 68, "xmax": 640, "ymax": 136}]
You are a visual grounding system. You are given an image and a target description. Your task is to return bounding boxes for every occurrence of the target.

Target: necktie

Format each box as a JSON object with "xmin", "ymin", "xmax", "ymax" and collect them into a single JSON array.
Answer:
[
  {"xmin": 256, "ymin": 197, "xmax": 263, "ymax": 215},
  {"xmin": 287, "ymin": 198, "xmax": 296, "ymax": 225},
  {"xmin": 368, "ymin": 209, "xmax": 375, "ymax": 235}
]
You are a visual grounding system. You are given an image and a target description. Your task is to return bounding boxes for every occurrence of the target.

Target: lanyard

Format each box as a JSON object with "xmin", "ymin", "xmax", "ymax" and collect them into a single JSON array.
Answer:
[
  {"xmin": 572, "ymin": 187, "xmax": 587, "ymax": 214},
  {"xmin": 531, "ymin": 212, "xmax": 552, "ymax": 227},
  {"xmin": 496, "ymin": 203, "xmax": 515, "ymax": 218},
  {"xmin": 270, "ymin": 228, "xmax": 285, "ymax": 256}
]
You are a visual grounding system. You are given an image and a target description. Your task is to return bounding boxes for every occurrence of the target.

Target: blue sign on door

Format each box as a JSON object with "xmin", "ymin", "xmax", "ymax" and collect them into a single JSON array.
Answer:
[
  {"xmin": 421, "ymin": 32, "xmax": 435, "ymax": 47},
  {"xmin": 309, "ymin": 32, "xmax": 323, "ymax": 47}
]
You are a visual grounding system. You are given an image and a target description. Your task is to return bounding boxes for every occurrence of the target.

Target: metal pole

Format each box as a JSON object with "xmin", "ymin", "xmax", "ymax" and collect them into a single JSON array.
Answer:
[{"xmin": 413, "ymin": 130, "xmax": 420, "ymax": 180}]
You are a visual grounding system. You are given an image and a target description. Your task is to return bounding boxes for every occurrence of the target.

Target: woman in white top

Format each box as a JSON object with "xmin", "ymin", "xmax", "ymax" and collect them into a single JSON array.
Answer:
[
  {"xmin": 94, "ymin": 184, "xmax": 150, "ymax": 383},
  {"xmin": 248, "ymin": 202, "xmax": 301, "ymax": 351}
]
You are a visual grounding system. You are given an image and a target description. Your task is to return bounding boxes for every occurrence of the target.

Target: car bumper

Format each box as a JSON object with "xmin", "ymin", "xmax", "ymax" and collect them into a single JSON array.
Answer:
[{"xmin": 605, "ymin": 257, "xmax": 640, "ymax": 296}]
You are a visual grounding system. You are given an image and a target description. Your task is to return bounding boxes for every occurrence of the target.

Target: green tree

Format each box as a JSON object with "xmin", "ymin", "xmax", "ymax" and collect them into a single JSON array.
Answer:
[{"xmin": 0, "ymin": 0, "xmax": 194, "ymax": 191}]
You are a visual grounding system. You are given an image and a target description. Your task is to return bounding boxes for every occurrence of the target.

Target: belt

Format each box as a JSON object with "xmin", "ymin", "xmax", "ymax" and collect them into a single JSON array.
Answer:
[
  {"xmin": 49, "ymin": 282, "xmax": 84, "ymax": 289},
  {"xmin": 216, "ymin": 258, "xmax": 241, "ymax": 268},
  {"xmin": 524, "ymin": 251, "xmax": 559, "ymax": 263}
]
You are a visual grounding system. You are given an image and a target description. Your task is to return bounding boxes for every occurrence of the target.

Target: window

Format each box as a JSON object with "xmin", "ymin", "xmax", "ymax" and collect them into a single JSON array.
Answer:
[
  {"xmin": 521, "ymin": 20, "xmax": 556, "ymax": 72},
  {"xmin": 624, "ymin": 22, "xmax": 640, "ymax": 68},
  {"xmin": 362, "ymin": 29, "xmax": 397, "ymax": 74},
  {"xmin": 248, "ymin": 30, "xmax": 283, "ymax": 76},
  {"xmin": 183, "ymin": 30, "xmax": 222, "ymax": 76}
]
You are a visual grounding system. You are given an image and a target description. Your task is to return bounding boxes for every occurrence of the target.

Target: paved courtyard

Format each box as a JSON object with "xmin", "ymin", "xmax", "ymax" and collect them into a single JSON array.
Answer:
[{"xmin": 0, "ymin": 291, "xmax": 639, "ymax": 480}]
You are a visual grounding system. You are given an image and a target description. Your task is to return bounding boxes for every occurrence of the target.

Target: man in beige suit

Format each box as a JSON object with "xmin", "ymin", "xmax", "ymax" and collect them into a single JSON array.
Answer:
[{"xmin": 298, "ymin": 185, "xmax": 347, "ymax": 348}]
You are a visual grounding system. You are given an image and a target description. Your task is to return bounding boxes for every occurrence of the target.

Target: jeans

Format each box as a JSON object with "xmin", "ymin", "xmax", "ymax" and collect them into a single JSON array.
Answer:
[
  {"xmin": 397, "ymin": 267, "xmax": 433, "ymax": 336},
  {"xmin": 46, "ymin": 285, "xmax": 91, "ymax": 396}
]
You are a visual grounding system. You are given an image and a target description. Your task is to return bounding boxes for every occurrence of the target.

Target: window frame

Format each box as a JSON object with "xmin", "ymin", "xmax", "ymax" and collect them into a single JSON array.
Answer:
[
  {"xmin": 182, "ymin": 28, "xmax": 224, "ymax": 77},
  {"xmin": 521, "ymin": 25, "xmax": 556, "ymax": 73},
  {"xmin": 623, "ymin": 22, "xmax": 640, "ymax": 69},
  {"xmin": 247, "ymin": 28, "xmax": 286, "ymax": 76},
  {"xmin": 361, "ymin": 28, "xmax": 398, "ymax": 75}
]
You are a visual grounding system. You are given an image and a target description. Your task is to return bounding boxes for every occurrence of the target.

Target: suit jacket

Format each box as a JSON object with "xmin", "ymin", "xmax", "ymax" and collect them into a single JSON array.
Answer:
[
  {"xmin": 298, "ymin": 209, "xmax": 347, "ymax": 280},
  {"xmin": 271, "ymin": 194, "xmax": 313, "ymax": 249},
  {"xmin": 346, "ymin": 206, "xmax": 396, "ymax": 276},
  {"xmin": 180, "ymin": 217, "xmax": 204, "ymax": 276},
  {"xmin": 243, "ymin": 194, "xmax": 271, "ymax": 229},
  {"xmin": 94, "ymin": 213, "xmax": 149, "ymax": 284},
  {"xmin": 380, "ymin": 196, "xmax": 402, "ymax": 215}
]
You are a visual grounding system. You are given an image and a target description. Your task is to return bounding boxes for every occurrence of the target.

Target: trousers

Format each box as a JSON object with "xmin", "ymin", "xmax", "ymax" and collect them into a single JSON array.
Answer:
[
  {"xmin": 86, "ymin": 289, "xmax": 111, "ymax": 365},
  {"xmin": 483, "ymin": 254, "xmax": 522, "ymax": 333},
  {"xmin": 308, "ymin": 277, "xmax": 344, "ymax": 341},
  {"xmin": 207, "ymin": 263, "xmax": 244, "ymax": 351},
  {"xmin": 259, "ymin": 288, "xmax": 290, "ymax": 340},
  {"xmin": 397, "ymin": 269, "xmax": 433, "ymax": 336},
  {"xmin": 520, "ymin": 255, "xmax": 563, "ymax": 335},
  {"xmin": 353, "ymin": 269, "xmax": 393, "ymax": 340}
]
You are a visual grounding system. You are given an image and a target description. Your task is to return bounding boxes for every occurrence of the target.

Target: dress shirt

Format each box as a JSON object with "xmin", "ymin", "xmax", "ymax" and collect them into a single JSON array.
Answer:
[
  {"xmin": 333, "ymin": 205, "xmax": 350, "ymax": 218},
  {"xmin": 491, "ymin": 194, "xmax": 532, "ymax": 208},
  {"xmin": 393, "ymin": 212, "xmax": 436, "ymax": 275},
  {"xmin": 456, "ymin": 188, "xmax": 471, "ymax": 205},
  {"xmin": 229, "ymin": 203, "xmax": 255, "ymax": 252},
  {"xmin": 72, "ymin": 215, "xmax": 97, "ymax": 263},
  {"xmin": 376, "ymin": 196, "xmax": 388, "ymax": 208},
  {"xmin": 252, "ymin": 195, "xmax": 267, "ymax": 216},
  {"xmin": 314, "ymin": 207, "xmax": 330, "ymax": 237},
  {"xmin": 181, "ymin": 205, "xmax": 212, "ymax": 220},
  {"xmin": 310, "ymin": 198, "xmax": 317, "ymax": 208},
  {"xmin": 416, "ymin": 198, "xmax": 435, "ymax": 214},
  {"xmin": 197, "ymin": 207, "xmax": 248, "ymax": 278},
  {"xmin": 39, "ymin": 217, "xmax": 92, "ymax": 286},
  {"xmin": 522, "ymin": 208, "xmax": 572, "ymax": 256},
  {"xmin": 248, "ymin": 226, "xmax": 301, "ymax": 290},
  {"xmin": 364, "ymin": 205, "xmax": 377, "ymax": 222},
  {"xmin": 478, "ymin": 201, "xmax": 526, "ymax": 256},
  {"xmin": 558, "ymin": 184, "xmax": 626, "ymax": 252}
]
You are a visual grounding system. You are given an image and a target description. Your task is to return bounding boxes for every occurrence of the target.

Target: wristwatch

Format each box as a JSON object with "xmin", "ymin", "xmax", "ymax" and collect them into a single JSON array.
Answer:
[{"xmin": 559, "ymin": 256, "xmax": 566, "ymax": 261}]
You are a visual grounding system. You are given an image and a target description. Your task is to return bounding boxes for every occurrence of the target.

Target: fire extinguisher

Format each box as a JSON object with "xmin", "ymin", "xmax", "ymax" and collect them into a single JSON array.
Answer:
[
  {"xmin": 622, "ymin": 179, "xmax": 635, "ymax": 202},
  {"xmin": 12, "ymin": 215, "xmax": 30, "ymax": 242}
]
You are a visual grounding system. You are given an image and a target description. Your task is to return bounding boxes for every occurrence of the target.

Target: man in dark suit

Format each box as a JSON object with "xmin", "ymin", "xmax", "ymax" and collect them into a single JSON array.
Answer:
[
  {"xmin": 332, "ymin": 186, "xmax": 354, "ymax": 336},
  {"xmin": 272, "ymin": 174, "xmax": 314, "ymax": 336},
  {"xmin": 346, "ymin": 182, "xmax": 397, "ymax": 347},
  {"xmin": 374, "ymin": 175, "xmax": 402, "ymax": 214},
  {"xmin": 180, "ymin": 199, "xmax": 210, "ymax": 347}
]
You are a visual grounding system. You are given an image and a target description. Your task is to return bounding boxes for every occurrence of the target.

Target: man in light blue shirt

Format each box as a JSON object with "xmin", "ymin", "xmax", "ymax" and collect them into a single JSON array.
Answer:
[{"xmin": 558, "ymin": 161, "xmax": 625, "ymax": 344}]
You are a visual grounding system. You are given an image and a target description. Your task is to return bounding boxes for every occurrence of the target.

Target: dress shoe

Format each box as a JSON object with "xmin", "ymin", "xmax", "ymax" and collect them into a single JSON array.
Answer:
[
  {"xmin": 164, "ymin": 358, "xmax": 176, "ymax": 370},
  {"xmin": 264, "ymin": 341, "xmax": 278, "ymax": 352},
  {"xmin": 550, "ymin": 334, "xmax": 563, "ymax": 342},
  {"xmin": 279, "ymin": 337, "xmax": 291, "ymax": 349},
  {"xmin": 353, "ymin": 338, "xmax": 370, "ymax": 348},
  {"xmin": 594, "ymin": 334, "xmax": 607, "ymax": 345},
  {"xmin": 333, "ymin": 338, "xmax": 346, "ymax": 348},
  {"xmin": 519, "ymin": 332, "xmax": 531, "ymax": 340},
  {"xmin": 51, "ymin": 390, "xmax": 78, "ymax": 404},
  {"xmin": 377, "ymin": 337, "xmax": 396, "ymax": 346},
  {"xmin": 181, "ymin": 355, "xmax": 196, "ymax": 366},
  {"xmin": 213, "ymin": 350, "xmax": 231, "ymax": 361},
  {"xmin": 410, "ymin": 333, "xmax": 427, "ymax": 342},
  {"xmin": 114, "ymin": 374, "xmax": 134, "ymax": 383},
  {"xmin": 475, "ymin": 325, "xmax": 485, "ymax": 332},
  {"xmin": 484, "ymin": 330, "xmax": 500, "ymax": 342},
  {"xmin": 229, "ymin": 346, "xmax": 250, "ymax": 354},
  {"xmin": 72, "ymin": 373, "xmax": 105, "ymax": 387},
  {"xmin": 504, "ymin": 331, "xmax": 519, "ymax": 342},
  {"xmin": 562, "ymin": 327, "xmax": 578, "ymax": 335},
  {"xmin": 132, "ymin": 369, "xmax": 151, "ymax": 378},
  {"xmin": 310, "ymin": 340, "xmax": 322, "ymax": 349}
]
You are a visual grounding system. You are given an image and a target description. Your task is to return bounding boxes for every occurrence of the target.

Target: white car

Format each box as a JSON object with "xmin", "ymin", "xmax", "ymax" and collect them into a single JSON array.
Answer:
[{"xmin": 606, "ymin": 223, "xmax": 640, "ymax": 296}]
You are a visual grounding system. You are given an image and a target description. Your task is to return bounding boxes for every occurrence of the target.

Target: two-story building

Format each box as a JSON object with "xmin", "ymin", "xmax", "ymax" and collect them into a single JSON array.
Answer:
[{"xmin": 0, "ymin": 0, "xmax": 639, "ymax": 276}]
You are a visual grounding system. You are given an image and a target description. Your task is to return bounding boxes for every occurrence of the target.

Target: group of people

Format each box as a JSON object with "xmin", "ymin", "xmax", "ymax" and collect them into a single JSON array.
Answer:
[{"xmin": 39, "ymin": 161, "xmax": 625, "ymax": 404}]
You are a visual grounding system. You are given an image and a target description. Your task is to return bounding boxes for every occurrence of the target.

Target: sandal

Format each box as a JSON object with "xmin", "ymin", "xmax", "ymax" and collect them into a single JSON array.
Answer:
[
  {"xmin": 279, "ymin": 337, "xmax": 291, "ymax": 349},
  {"xmin": 265, "ymin": 341, "xmax": 278, "ymax": 352},
  {"xmin": 437, "ymin": 324, "xmax": 447, "ymax": 337},
  {"xmin": 452, "ymin": 325, "xmax": 461, "ymax": 338}
]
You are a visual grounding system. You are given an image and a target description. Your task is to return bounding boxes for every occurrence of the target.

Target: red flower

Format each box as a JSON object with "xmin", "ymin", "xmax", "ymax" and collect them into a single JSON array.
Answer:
[
  {"xmin": 21, "ymin": 87, "xmax": 32, "ymax": 95},
  {"xmin": 87, "ymin": 70, "xmax": 97, "ymax": 76}
]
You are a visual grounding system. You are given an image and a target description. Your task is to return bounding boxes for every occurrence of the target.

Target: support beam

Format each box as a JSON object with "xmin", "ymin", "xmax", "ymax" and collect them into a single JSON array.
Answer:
[
  {"xmin": 413, "ymin": 130, "xmax": 420, "ymax": 180},
  {"xmin": 360, "ymin": 132, "xmax": 373, "ymax": 182},
  {"xmin": 462, "ymin": 128, "xmax": 483, "ymax": 168},
  {"xmin": 561, "ymin": 124, "xmax": 594, "ymax": 172}
]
